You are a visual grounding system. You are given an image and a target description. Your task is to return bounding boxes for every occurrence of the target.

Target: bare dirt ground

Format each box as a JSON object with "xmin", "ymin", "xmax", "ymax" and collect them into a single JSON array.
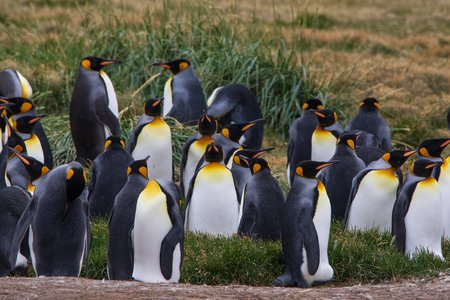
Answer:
[{"xmin": 1, "ymin": 276, "xmax": 450, "ymax": 299}]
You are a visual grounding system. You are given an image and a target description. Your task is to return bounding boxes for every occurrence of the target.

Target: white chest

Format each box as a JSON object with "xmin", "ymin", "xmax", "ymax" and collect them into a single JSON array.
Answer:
[
  {"xmin": 311, "ymin": 130, "xmax": 336, "ymax": 162},
  {"xmin": 163, "ymin": 77, "xmax": 174, "ymax": 116},
  {"xmin": 25, "ymin": 134, "xmax": 44, "ymax": 164}
]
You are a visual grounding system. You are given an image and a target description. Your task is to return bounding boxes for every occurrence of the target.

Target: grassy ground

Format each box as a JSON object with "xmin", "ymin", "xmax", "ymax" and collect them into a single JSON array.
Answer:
[{"xmin": 1, "ymin": 0, "xmax": 449, "ymax": 286}]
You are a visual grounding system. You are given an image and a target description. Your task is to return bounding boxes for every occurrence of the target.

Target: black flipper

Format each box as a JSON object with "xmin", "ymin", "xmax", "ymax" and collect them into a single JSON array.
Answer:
[
  {"xmin": 82, "ymin": 189, "xmax": 91, "ymax": 275},
  {"xmin": 179, "ymin": 135, "xmax": 196, "ymax": 197},
  {"xmin": 93, "ymin": 97, "xmax": 120, "ymax": 136},
  {"xmin": 392, "ymin": 180, "xmax": 416, "ymax": 253},
  {"xmin": 238, "ymin": 190, "xmax": 258, "ymax": 237},
  {"xmin": 298, "ymin": 205, "xmax": 320, "ymax": 275}
]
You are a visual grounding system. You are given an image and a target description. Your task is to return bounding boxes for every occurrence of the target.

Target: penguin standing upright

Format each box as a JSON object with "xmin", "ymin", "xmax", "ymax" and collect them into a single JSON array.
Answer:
[
  {"xmin": 108, "ymin": 158, "xmax": 149, "ymax": 280},
  {"xmin": 127, "ymin": 98, "xmax": 172, "ymax": 181},
  {"xmin": 345, "ymin": 97, "xmax": 392, "ymax": 151},
  {"xmin": 345, "ymin": 149, "xmax": 417, "ymax": 232},
  {"xmin": 287, "ymin": 98, "xmax": 324, "ymax": 187},
  {"xmin": 132, "ymin": 178, "xmax": 183, "ymax": 283},
  {"xmin": 185, "ymin": 143, "xmax": 239, "ymax": 237},
  {"xmin": 311, "ymin": 109, "xmax": 343, "ymax": 162},
  {"xmin": 237, "ymin": 156, "xmax": 284, "ymax": 241},
  {"xmin": 89, "ymin": 136, "xmax": 133, "ymax": 217},
  {"xmin": 11, "ymin": 162, "xmax": 90, "ymax": 276},
  {"xmin": 318, "ymin": 133, "xmax": 365, "ymax": 220},
  {"xmin": 392, "ymin": 158, "xmax": 444, "ymax": 259},
  {"xmin": 153, "ymin": 59, "xmax": 206, "ymax": 125},
  {"xmin": 274, "ymin": 160, "xmax": 336, "ymax": 288},
  {"xmin": 206, "ymin": 83, "xmax": 264, "ymax": 149},
  {"xmin": 0, "ymin": 69, "xmax": 33, "ymax": 98},
  {"xmin": 70, "ymin": 56, "xmax": 121, "ymax": 164},
  {"xmin": 180, "ymin": 113, "xmax": 218, "ymax": 197}
]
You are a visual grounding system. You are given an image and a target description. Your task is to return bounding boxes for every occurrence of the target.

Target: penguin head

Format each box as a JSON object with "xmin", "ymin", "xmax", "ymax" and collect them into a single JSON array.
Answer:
[
  {"xmin": 347, "ymin": 129, "xmax": 381, "ymax": 148},
  {"xmin": 144, "ymin": 98, "xmax": 163, "ymax": 117},
  {"xmin": 5, "ymin": 117, "xmax": 26, "ymax": 156},
  {"xmin": 233, "ymin": 147, "xmax": 275, "ymax": 167},
  {"xmin": 8, "ymin": 147, "xmax": 49, "ymax": 182},
  {"xmin": 198, "ymin": 113, "xmax": 218, "ymax": 136},
  {"xmin": 127, "ymin": 157, "xmax": 149, "ymax": 179},
  {"xmin": 410, "ymin": 158, "xmax": 443, "ymax": 178},
  {"xmin": 418, "ymin": 138, "xmax": 450, "ymax": 158},
  {"xmin": 80, "ymin": 56, "xmax": 122, "ymax": 72},
  {"xmin": 302, "ymin": 98, "xmax": 324, "ymax": 111},
  {"xmin": 153, "ymin": 59, "xmax": 190, "ymax": 75},
  {"xmin": 204, "ymin": 143, "xmax": 223, "ymax": 163},
  {"xmin": 382, "ymin": 149, "xmax": 417, "ymax": 170},
  {"xmin": 295, "ymin": 160, "xmax": 339, "ymax": 179},
  {"xmin": 0, "ymin": 97, "xmax": 34, "ymax": 117},
  {"xmin": 66, "ymin": 162, "xmax": 86, "ymax": 203},
  {"xmin": 237, "ymin": 156, "xmax": 270, "ymax": 175},
  {"xmin": 337, "ymin": 132, "xmax": 359, "ymax": 150},
  {"xmin": 359, "ymin": 97, "xmax": 381, "ymax": 111},
  {"xmin": 314, "ymin": 109, "xmax": 338, "ymax": 128},
  {"xmin": 13, "ymin": 114, "xmax": 47, "ymax": 134},
  {"xmin": 104, "ymin": 136, "xmax": 125, "ymax": 150},
  {"xmin": 221, "ymin": 120, "xmax": 260, "ymax": 143}
]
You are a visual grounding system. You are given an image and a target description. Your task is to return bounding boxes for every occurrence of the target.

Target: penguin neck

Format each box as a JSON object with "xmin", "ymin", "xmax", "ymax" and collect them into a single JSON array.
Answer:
[
  {"xmin": 292, "ymin": 176, "xmax": 318, "ymax": 191},
  {"xmin": 360, "ymin": 107, "xmax": 380, "ymax": 114},
  {"xmin": 334, "ymin": 144, "xmax": 356, "ymax": 157}
]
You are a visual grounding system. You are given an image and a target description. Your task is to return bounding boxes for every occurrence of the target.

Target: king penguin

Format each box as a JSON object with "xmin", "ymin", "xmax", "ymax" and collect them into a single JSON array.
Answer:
[
  {"xmin": 206, "ymin": 83, "xmax": 264, "ymax": 149},
  {"xmin": 237, "ymin": 156, "xmax": 284, "ymax": 241},
  {"xmin": 184, "ymin": 143, "xmax": 240, "ymax": 237},
  {"xmin": 345, "ymin": 149, "xmax": 417, "ymax": 232},
  {"xmin": 287, "ymin": 98, "xmax": 324, "ymax": 187},
  {"xmin": 88, "ymin": 136, "xmax": 133, "ymax": 217},
  {"xmin": 153, "ymin": 59, "xmax": 206, "ymax": 125},
  {"xmin": 318, "ymin": 132, "xmax": 365, "ymax": 220},
  {"xmin": 70, "ymin": 56, "xmax": 121, "ymax": 164},
  {"xmin": 311, "ymin": 109, "xmax": 343, "ymax": 162},
  {"xmin": 180, "ymin": 113, "xmax": 218, "ymax": 197},
  {"xmin": 274, "ymin": 160, "xmax": 337, "ymax": 288},
  {"xmin": 392, "ymin": 158, "xmax": 444, "ymax": 259},
  {"xmin": 127, "ymin": 98, "xmax": 173, "ymax": 181},
  {"xmin": 0, "ymin": 69, "xmax": 33, "ymax": 98},
  {"xmin": 345, "ymin": 97, "xmax": 392, "ymax": 151},
  {"xmin": 11, "ymin": 162, "xmax": 90, "ymax": 277},
  {"xmin": 108, "ymin": 158, "xmax": 149, "ymax": 280},
  {"xmin": 132, "ymin": 176, "xmax": 183, "ymax": 283}
]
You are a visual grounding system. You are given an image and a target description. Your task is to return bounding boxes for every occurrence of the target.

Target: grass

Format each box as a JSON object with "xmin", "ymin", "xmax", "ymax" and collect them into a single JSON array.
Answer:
[{"xmin": 86, "ymin": 219, "xmax": 450, "ymax": 285}]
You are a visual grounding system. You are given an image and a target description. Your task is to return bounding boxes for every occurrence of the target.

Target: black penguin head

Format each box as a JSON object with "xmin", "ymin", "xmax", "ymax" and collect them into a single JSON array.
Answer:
[
  {"xmin": 418, "ymin": 138, "xmax": 450, "ymax": 158},
  {"xmin": 153, "ymin": 59, "xmax": 190, "ymax": 75},
  {"xmin": 0, "ymin": 97, "xmax": 34, "ymax": 117},
  {"xmin": 359, "ymin": 97, "xmax": 381, "ymax": 110},
  {"xmin": 237, "ymin": 156, "xmax": 270, "ymax": 175},
  {"xmin": 302, "ymin": 98, "xmax": 324, "ymax": 111},
  {"xmin": 347, "ymin": 129, "xmax": 381, "ymax": 147},
  {"xmin": 314, "ymin": 109, "xmax": 338, "ymax": 128},
  {"xmin": 221, "ymin": 120, "xmax": 260, "ymax": 143},
  {"xmin": 80, "ymin": 56, "xmax": 122, "ymax": 72},
  {"xmin": 0, "ymin": 101, "xmax": 14, "ymax": 119},
  {"xmin": 233, "ymin": 147, "xmax": 275, "ymax": 167},
  {"xmin": 204, "ymin": 143, "xmax": 223, "ymax": 163},
  {"xmin": 144, "ymin": 98, "xmax": 163, "ymax": 117},
  {"xmin": 104, "ymin": 136, "xmax": 125, "ymax": 150},
  {"xmin": 295, "ymin": 160, "xmax": 339, "ymax": 179},
  {"xmin": 66, "ymin": 162, "xmax": 86, "ymax": 203},
  {"xmin": 9, "ymin": 147, "xmax": 49, "ymax": 182},
  {"xmin": 410, "ymin": 159, "xmax": 443, "ymax": 178},
  {"xmin": 5, "ymin": 117, "xmax": 26, "ymax": 156},
  {"xmin": 127, "ymin": 157, "xmax": 149, "ymax": 179},
  {"xmin": 198, "ymin": 113, "xmax": 218, "ymax": 136},
  {"xmin": 13, "ymin": 114, "xmax": 47, "ymax": 134},
  {"xmin": 382, "ymin": 149, "xmax": 417, "ymax": 170},
  {"xmin": 337, "ymin": 132, "xmax": 359, "ymax": 151}
]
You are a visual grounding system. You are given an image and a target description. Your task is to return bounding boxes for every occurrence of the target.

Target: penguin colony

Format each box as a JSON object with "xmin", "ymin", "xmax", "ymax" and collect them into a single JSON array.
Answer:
[{"xmin": 0, "ymin": 57, "xmax": 448, "ymax": 288}]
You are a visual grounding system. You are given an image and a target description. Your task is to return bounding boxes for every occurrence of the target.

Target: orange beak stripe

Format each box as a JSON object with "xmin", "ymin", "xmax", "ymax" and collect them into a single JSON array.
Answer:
[{"xmin": 403, "ymin": 149, "xmax": 418, "ymax": 157}]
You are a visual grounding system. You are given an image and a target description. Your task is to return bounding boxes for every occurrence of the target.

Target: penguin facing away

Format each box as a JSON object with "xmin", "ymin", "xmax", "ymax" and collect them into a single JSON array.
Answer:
[
  {"xmin": 274, "ymin": 160, "xmax": 337, "ymax": 288},
  {"xmin": 311, "ymin": 109, "xmax": 343, "ymax": 162},
  {"xmin": 392, "ymin": 159, "xmax": 444, "ymax": 259},
  {"xmin": 127, "ymin": 98, "xmax": 173, "ymax": 181},
  {"xmin": 206, "ymin": 83, "xmax": 264, "ymax": 149},
  {"xmin": 70, "ymin": 56, "xmax": 121, "ymax": 164},
  {"xmin": 345, "ymin": 97, "xmax": 392, "ymax": 152},
  {"xmin": 132, "ymin": 178, "xmax": 183, "ymax": 283},
  {"xmin": 0, "ymin": 69, "xmax": 33, "ymax": 98},
  {"xmin": 184, "ymin": 143, "xmax": 240, "ymax": 237},
  {"xmin": 345, "ymin": 149, "xmax": 417, "ymax": 232},
  {"xmin": 89, "ymin": 136, "xmax": 133, "ymax": 218},
  {"xmin": 237, "ymin": 156, "xmax": 284, "ymax": 241},
  {"xmin": 318, "ymin": 132, "xmax": 366, "ymax": 220},
  {"xmin": 108, "ymin": 158, "xmax": 149, "ymax": 280},
  {"xmin": 180, "ymin": 113, "xmax": 218, "ymax": 197},
  {"xmin": 287, "ymin": 98, "xmax": 325, "ymax": 188},
  {"xmin": 153, "ymin": 59, "xmax": 206, "ymax": 125}
]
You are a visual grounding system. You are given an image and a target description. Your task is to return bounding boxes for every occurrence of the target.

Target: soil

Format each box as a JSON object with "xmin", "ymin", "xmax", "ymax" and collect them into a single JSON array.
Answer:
[{"xmin": 1, "ymin": 276, "xmax": 450, "ymax": 299}]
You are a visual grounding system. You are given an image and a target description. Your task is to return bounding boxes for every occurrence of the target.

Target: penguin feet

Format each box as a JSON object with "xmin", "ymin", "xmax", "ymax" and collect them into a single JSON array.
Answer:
[
  {"xmin": 311, "ymin": 276, "xmax": 335, "ymax": 287},
  {"xmin": 272, "ymin": 273, "xmax": 295, "ymax": 287}
]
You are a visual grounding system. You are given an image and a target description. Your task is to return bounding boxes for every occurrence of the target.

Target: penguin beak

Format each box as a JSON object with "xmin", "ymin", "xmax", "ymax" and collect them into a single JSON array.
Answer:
[
  {"xmin": 237, "ymin": 155, "xmax": 250, "ymax": 167},
  {"xmin": 7, "ymin": 146, "xmax": 30, "ymax": 165},
  {"xmin": 403, "ymin": 149, "xmax": 418, "ymax": 157},
  {"xmin": 28, "ymin": 114, "xmax": 47, "ymax": 125},
  {"xmin": 152, "ymin": 99, "xmax": 162, "ymax": 107},
  {"xmin": 100, "ymin": 59, "xmax": 122, "ymax": 66},
  {"xmin": 425, "ymin": 162, "xmax": 443, "ymax": 169},
  {"xmin": 3, "ymin": 116, "xmax": 11, "ymax": 138},
  {"xmin": 152, "ymin": 62, "xmax": 171, "ymax": 69},
  {"xmin": 253, "ymin": 147, "xmax": 275, "ymax": 158},
  {"xmin": 316, "ymin": 160, "xmax": 339, "ymax": 170},
  {"xmin": 314, "ymin": 111, "xmax": 326, "ymax": 118},
  {"xmin": 440, "ymin": 139, "xmax": 450, "ymax": 148}
]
